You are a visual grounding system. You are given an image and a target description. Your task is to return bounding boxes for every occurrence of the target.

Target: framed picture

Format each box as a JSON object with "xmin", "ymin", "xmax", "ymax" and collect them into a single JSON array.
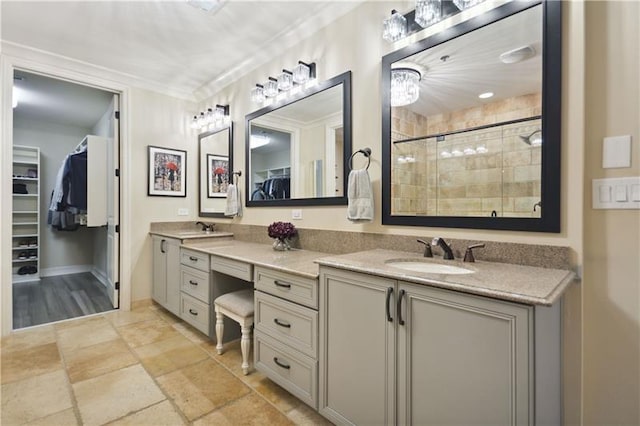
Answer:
[
  {"xmin": 148, "ymin": 145, "xmax": 187, "ymax": 197},
  {"xmin": 207, "ymin": 154, "xmax": 229, "ymax": 198}
]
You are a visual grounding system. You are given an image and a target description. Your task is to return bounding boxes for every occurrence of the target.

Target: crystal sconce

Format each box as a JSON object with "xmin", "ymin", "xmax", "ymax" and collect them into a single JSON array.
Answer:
[
  {"xmin": 383, "ymin": 0, "xmax": 486, "ymax": 42},
  {"xmin": 251, "ymin": 61, "xmax": 316, "ymax": 106},
  {"xmin": 382, "ymin": 10, "xmax": 407, "ymax": 42},
  {"xmin": 190, "ymin": 104, "xmax": 230, "ymax": 132},
  {"xmin": 390, "ymin": 68, "xmax": 421, "ymax": 107},
  {"xmin": 415, "ymin": 0, "xmax": 441, "ymax": 28}
]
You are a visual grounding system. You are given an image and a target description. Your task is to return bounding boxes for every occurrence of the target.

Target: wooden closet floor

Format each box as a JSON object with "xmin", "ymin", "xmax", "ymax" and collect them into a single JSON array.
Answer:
[{"xmin": 13, "ymin": 272, "xmax": 115, "ymax": 329}]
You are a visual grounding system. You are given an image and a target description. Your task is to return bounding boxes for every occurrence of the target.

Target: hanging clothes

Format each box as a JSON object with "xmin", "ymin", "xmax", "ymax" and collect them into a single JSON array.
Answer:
[{"xmin": 48, "ymin": 146, "xmax": 88, "ymax": 231}]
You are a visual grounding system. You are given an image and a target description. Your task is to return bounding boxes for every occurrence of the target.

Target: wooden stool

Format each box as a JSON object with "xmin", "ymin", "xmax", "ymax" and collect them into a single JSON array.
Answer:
[{"xmin": 214, "ymin": 289, "xmax": 254, "ymax": 375}]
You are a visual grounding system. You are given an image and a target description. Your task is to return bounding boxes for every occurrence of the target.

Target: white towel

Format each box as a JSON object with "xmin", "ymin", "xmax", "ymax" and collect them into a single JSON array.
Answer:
[
  {"xmin": 347, "ymin": 169, "xmax": 373, "ymax": 222},
  {"xmin": 224, "ymin": 183, "xmax": 243, "ymax": 217}
]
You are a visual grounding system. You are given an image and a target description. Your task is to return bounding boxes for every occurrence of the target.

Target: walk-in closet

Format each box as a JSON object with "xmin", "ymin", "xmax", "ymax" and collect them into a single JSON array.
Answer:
[{"xmin": 11, "ymin": 71, "xmax": 120, "ymax": 329}]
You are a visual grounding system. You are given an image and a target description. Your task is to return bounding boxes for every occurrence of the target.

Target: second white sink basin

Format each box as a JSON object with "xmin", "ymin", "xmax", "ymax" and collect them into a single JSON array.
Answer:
[{"xmin": 386, "ymin": 260, "xmax": 475, "ymax": 275}]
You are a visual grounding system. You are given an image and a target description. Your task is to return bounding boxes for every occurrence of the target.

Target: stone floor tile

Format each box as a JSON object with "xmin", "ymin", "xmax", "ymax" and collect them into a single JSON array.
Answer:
[
  {"xmin": 56, "ymin": 316, "xmax": 120, "ymax": 354},
  {"xmin": 213, "ymin": 338, "xmax": 255, "ymax": 377},
  {"xmin": 1, "ymin": 342, "xmax": 62, "ymax": 384},
  {"xmin": 150, "ymin": 306, "xmax": 182, "ymax": 324},
  {"xmin": 117, "ymin": 318, "xmax": 180, "ymax": 348},
  {"xmin": 104, "ymin": 307, "xmax": 158, "ymax": 327},
  {"xmin": 156, "ymin": 359, "xmax": 250, "ymax": 421},
  {"xmin": 1, "ymin": 370, "xmax": 72, "ymax": 425},
  {"xmin": 24, "ymin": 408, "xmax": 79, "ymax": 426},
  {"xmin": 130, "ymin": 299, "xmax": 155, "ymax": 311},
  {"xmin": 251, "ymin": 374, "xmax": 304, "ymax": 414},
  {"xmin": 172, "ymin": 322, "xmax": 210, "ymax": 344},
  {"xmin": 65, "ymin": 339, "xmax": 138, "ymax": 384},
  {"xmin": 0, "ymin": 325, "xmax": 56, "ymax": 355},
  {"xmin": 287, "ymin": 402, "xmax": 334, "ymax": 425},
  {"xmin": 73, "ymin": 364, "xmax": 165, "ymax": 425},
  {"xmin": 193, "ymin": 393, "xmax": 294, "ymax": 426},
  {"xmin": 107, "ymin": 400, "xmax": 186, "ymax": 426},
  {"xmin": 133, "ymin": 333, "xmax": 208, "ymax": 377}
]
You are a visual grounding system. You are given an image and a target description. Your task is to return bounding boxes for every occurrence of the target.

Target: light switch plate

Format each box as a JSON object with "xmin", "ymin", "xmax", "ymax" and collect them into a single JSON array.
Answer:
[
  {"xmin": 291, "ymin": 209, "xmax": 303, "ymax": 220},
  {"xmin": 178, "ymin": 208, "xmax": 189, "ymax": 216},
  {"xmin": 593, "ymin": 177, "xmax": 640, "ymax": 209},
  {"xmin": 602, "ymin": 135, "xmax": 632, "ymax": 168}
]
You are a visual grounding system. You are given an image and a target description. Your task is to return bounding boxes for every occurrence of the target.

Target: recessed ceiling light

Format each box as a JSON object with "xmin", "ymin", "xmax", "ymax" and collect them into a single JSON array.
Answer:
[
  {"xmin": 478, "ymin": 92, "xmax": 494, "ymax": 99},
  {"xmin": 186, "ymin": 0, "xmax": 225, "ymax": 13}
]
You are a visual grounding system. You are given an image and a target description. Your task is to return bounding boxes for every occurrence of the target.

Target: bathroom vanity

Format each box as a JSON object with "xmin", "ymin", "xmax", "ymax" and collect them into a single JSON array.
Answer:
[{"xmin": 150, "ymin": 228, "xmax": 574, "ymax": 425}]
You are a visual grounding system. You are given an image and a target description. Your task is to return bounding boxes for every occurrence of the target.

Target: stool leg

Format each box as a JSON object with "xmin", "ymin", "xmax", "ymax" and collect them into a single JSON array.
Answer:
[
  {"xmin": 215, "ymin": 308, "xmax": 224, "ymax": 355},
  {"xmin": 240, "ymin": 321, "xmax": 252, "ymax": 375}
]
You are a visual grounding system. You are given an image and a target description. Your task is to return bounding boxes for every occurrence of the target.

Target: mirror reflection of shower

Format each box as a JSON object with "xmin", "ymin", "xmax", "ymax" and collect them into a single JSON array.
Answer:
[{"xmin": 520, "ymin": 129, "xmax": 542, "ymax": 146}]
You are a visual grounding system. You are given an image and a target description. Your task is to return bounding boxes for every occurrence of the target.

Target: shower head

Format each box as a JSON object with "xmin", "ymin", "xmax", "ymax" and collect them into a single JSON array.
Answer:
[{"xmin": 519, "ymin": 129, "xmax": 542, "ymax": 146}]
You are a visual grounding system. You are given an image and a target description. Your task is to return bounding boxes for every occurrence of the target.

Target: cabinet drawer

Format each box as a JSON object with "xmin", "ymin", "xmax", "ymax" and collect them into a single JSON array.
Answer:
[
  {"xmin": 255, "ymin": 291, "xmax": 318, "ymax": 358},
  {"xmin": 180, "ymin": 293, "xmax": 210, "ymax": 335},
  {"xmin": 255, "ymin": 332, "xmax": 317, "ymax": 409},
  {"xmin": 254, "ymin": 267, "xmax": 318, "ymax": 309},
  {"xmin": 181, "ymin": 266, "xmax": 210, "ymax": 303},
  {"xmin": 181, "ymin": 248, "xmax": 210, "ymax": 272},
  {"xmin": 211, "ymin": 255, "xmax": 253, "ymax": 282}
]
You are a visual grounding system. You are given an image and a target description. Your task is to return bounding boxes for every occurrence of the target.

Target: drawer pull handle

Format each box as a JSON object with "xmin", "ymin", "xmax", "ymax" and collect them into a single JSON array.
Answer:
[
  {"xmin": 189, "ymin": 309, "xmax": 198, "ymax": 316},
  {"xmin": 189, "ymin": 280, "xmax": 198, "ymax": 286},
  {"xmin": 274, "ymin": 280, "xmax": 292, "ymax": 289},
  {"xmin": 273, "ymin": 318, "xmax": 291, "ymax": 328},
  {"xmin": 273, "ymin": 357, "xmax": 291, "ymax": 369},
  {"xmin": 189, "ymin": 256, "xmax": 198, "ymax": 262}
]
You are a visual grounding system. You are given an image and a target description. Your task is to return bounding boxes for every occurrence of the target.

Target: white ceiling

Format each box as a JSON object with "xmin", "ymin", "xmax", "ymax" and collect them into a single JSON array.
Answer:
[{"xmin": 1, "ymin": 0, "xmax": 362, "ymax": 101}]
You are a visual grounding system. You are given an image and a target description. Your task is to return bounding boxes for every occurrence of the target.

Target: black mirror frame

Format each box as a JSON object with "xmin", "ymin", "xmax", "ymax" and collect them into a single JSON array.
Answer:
[
  {"xmin": 245, "ymin": 70, "xmax": 352, "ymax": 207},
  {"xmin": 381, "ymin": 0, "xmax": 561, "ymax": 232},
  {"xmin": 198, "ymin": 124, "xmax": 233, "ymax": 218}
]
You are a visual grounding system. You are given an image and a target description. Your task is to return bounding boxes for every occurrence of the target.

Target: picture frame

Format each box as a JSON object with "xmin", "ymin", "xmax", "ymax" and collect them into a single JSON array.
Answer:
[
  {"xmin": 207, "ymin": 154, "xmax": 229, "ymax": 198},
  {"xmin": 148, "ymin": 145, "xmax": 187, "ymax": 197}
]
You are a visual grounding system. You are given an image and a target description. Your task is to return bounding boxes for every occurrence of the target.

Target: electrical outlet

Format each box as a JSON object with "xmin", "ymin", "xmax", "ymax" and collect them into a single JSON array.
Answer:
[
  {"xmin": 178, "ymin": 208, "xmax": 189, "ymax": 216},
  {"xmin": 291, "ymin": 209, "xmax": 303, "ymax": 220}
]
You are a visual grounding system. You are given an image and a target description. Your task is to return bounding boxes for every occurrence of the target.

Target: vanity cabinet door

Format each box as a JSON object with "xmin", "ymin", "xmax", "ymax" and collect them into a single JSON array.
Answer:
[
  {"xmin": 319, "ymin": 267, "xmax": 396, "ymax": 426},
  {"xmin": 397, "ymin": 282, "xmax": 533, "ymax": 426},
  {"xmin": 151, "ymin": 236, "xmax": 181, "ymax": 316}
]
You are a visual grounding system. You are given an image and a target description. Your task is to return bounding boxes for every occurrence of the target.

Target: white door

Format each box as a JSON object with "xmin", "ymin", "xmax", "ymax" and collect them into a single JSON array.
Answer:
[{"xmin": 106, "ymin": 94, "xmax": 120, "ymax": 308}]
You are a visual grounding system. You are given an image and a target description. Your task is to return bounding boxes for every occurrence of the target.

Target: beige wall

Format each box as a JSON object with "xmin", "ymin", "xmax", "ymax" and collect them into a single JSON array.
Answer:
[{"xmin": 583, "ymin": 1, "xmax": 640, "ymax": 424}]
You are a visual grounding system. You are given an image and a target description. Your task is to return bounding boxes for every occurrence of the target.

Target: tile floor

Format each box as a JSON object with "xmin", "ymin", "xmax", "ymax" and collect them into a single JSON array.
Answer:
[{"xmin": 1, "ymin": 301, "xmax": 332, "ymax": 425}]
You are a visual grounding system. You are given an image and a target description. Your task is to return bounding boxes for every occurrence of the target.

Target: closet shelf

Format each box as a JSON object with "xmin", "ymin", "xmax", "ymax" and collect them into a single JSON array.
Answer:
[
  {"xmin": 13, "ymin": 246, "xmax": 39, "ymax": 250},
  {"xmin": 13, "ymin": 211, "xmax": 38, "ymax": 214},
  {"xmin": 13, "ymin": 258, "xmax": 38, "ymax": 263},
  {"xmin": 13, "ymin": 177, "xmax": 38, "ymax": 181},
  {"xmin": 12, "ymin": 234, "xmax": 38, "ymax": 238},
  {"xmin": 12, "ymin": 194, "xmax": 38, "ymax": 197}
]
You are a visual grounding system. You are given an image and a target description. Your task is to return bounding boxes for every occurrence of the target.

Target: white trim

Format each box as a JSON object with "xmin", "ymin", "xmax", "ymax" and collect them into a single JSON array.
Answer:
[
  {"xmin": 1, "ymin": 55, "xmax": 133, "ymax": 336},
  {"xmin": 91, "ymin": 267, "xmax": 108, "ymax": 287},
  {"xmin": 40, "ymin": 265, "xmax": 92, "ymax": 278}
]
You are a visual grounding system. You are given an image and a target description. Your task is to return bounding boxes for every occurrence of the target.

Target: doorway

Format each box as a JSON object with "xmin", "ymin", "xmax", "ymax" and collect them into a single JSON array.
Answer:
[{"xmin": 11, "ymin": 70, "xmax": 121, "ymax": 329}]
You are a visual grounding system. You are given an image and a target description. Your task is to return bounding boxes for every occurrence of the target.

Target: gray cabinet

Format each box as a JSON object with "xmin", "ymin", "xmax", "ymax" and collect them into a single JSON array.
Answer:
[
  {"xmin": 152, "ymin": 236, "xmax": 180, "ymax": 315},
  {"xmin": 319, "ymin": 267, "xmax": 534, "ymax": 426},
  {"xmin": 180, "ymin": 248, "xmax": 212, "ymax": 335}
]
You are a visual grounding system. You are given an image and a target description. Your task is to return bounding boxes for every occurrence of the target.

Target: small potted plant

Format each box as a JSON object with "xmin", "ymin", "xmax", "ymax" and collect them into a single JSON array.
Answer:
[{"xmin": 268, "ymin": 221, "xmax": 297, "ymax": 251}]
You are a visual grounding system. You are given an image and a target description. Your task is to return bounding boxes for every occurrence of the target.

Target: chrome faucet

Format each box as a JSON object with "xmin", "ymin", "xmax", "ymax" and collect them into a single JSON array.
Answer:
[
  {"xmin": 416, "ymin": 239, "xmax": 433, "ymax": 257},
  {"xmin": 196, "ymin": 221, "xmax": 215, "ymax": 232},
  {"xmin": 432, "ymin": 237, "xmax": 454, "ymax": 260}
]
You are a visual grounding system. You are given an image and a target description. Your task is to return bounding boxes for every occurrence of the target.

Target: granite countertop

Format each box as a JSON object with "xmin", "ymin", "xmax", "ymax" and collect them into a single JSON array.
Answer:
[
  {"xmin": 315, "ymin": 249, "xmax": 576, "ymax": 306},
  {"xmin": 182, "ymin": 240, "xmax": 329, "ymax": 279},
  {"xmin": 149, "ymin": 230, "xmax": 234, "ymax": 240}
]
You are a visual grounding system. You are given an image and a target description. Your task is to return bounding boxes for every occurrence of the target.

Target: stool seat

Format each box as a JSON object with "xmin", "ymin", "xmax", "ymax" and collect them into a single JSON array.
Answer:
[
  {"xmin": 214, "ymin": 289, "xmax": 254, "ymax": 317},
  {"xmin": 214, "ymin": 289, "xmax": 255, "ymax": 375}
]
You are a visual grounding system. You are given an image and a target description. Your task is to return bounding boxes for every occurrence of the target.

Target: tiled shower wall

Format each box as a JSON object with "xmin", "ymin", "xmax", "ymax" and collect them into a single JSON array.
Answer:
[{"xmin": 391, "ymin": 93, "xmax": 542, "ymax": 217}]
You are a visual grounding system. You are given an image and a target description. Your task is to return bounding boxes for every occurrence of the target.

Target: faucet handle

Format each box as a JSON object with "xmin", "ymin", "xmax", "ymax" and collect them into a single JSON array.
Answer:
[
  {"xmin": 463, "ymin": 243, "xmax": 485, "ymax": 263},
  {"xmin": 416, "ymin": 239, "xmax": 433, "ymax": 257}
]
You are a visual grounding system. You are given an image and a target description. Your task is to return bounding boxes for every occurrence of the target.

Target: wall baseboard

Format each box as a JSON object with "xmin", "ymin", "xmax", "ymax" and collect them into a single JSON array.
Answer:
[
  {"xmin": 40, "ymin": 265, "xmax": 92, "ymax": 277},
  {"xmin": 91, "ymin": 267, "xmax": 108, "ymax": 287}
]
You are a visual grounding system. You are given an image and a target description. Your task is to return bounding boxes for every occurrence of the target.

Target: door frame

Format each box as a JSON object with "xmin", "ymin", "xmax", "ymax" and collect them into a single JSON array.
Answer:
[{"xmin": 1, "ymin": 54, "xmax": 132, "ymax": 335}]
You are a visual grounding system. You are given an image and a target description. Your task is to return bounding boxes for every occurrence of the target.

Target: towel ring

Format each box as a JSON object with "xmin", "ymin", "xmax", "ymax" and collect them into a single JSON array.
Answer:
[
  {"xmin": 349, "ymin": 148, "xmax": 372, "ymax": 171},
  {"xmin": 231, "ymin": 170, "xmax": 242, "ymax": 184}
]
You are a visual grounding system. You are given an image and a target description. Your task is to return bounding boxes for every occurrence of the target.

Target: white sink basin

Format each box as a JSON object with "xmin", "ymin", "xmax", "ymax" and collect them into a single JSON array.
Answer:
[{"xmin": 385, "ymin": 260, "xmax": 474, "ymax": 275}]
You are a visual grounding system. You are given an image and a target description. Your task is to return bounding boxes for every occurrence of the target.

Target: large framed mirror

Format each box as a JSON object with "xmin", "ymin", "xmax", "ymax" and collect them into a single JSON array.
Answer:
[
  {"xmin": 382, "ymin": 0, "xmax": 561, "ymax": 232},
  {"xmin": 199, "ymin": 124, "xmax": 233, "ymax": 217},
  {"xmin": 245, "ymin": 71, "xmax": 352, "ymax": 207}
]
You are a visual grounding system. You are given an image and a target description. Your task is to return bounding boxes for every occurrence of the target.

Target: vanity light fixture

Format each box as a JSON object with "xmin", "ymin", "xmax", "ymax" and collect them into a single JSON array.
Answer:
[
  {"xmin": 251, "ymin": 61, "xmax": 317, "ymax": 105},
  {"xmin": 440, "ymin": 151, "xmax": 452, "ymax": 158},
  {"xmin": 190, "ymin": 104, "xmax": 230, "ymax": 133},
  {"xmin": 383, "ymin": 9, "xmax": 407, "ymax": 42},
  {"xmin": 390, "ymin": 67, "xmax": 421, "ymax": 107},
  {"xmin": 452, "ymin": 0, "xmax": 485, "ymax": 11},
  {"xmin": 415, "ymin": 0, "xmax": 442, "ymax": 28},
  {"xmin": 520, "ymin": 129, "xmax": 542, "ymax": 146},
  {"xmin": 478, "ymin": 92, "xmax": 494, "ymax": 99},
  {"xmin": 476, "ymin": 145, "xmax": 488, "ymax": 154},
  {"xmin": 397, "ymin": 155, "xmax": 416, "ymax": 163}
]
